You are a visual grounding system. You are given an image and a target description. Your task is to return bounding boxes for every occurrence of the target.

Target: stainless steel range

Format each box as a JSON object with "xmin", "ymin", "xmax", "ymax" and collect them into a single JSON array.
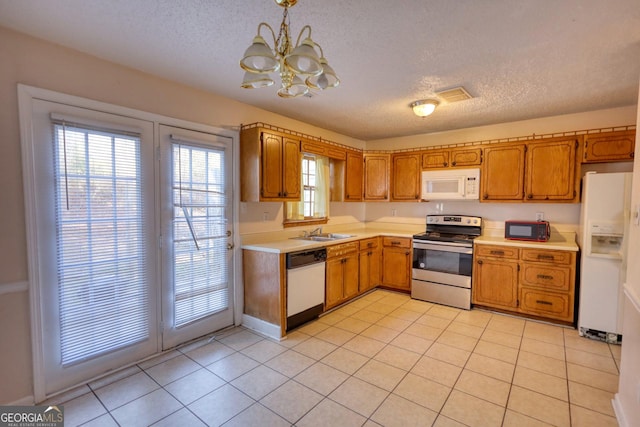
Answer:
[{"xmin": 412, "ymin": 215, "xmax": 482, "ymax": 310}]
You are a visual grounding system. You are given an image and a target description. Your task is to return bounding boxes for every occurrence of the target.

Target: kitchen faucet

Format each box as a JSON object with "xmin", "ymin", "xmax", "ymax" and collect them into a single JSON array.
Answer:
[{"xmin": 309, "ymin": 226, "xmax": 323, "ymax": 236}]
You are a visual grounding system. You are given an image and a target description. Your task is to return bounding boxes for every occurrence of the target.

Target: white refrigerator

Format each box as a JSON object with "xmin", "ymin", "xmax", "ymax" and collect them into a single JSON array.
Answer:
[{"xmin": 577, "ymin": 171, "xmax": 632, "ymax": 343}]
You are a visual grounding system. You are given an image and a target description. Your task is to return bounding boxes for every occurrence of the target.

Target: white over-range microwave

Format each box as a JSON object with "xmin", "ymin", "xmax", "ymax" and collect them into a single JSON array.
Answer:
[{"xmin": 421, "ymin": 168, "xmax": 480, "ymax": 201}]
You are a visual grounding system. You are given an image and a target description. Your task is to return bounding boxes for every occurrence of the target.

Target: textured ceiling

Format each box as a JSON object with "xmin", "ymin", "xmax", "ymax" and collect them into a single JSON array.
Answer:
[{"xmin": 1, "ymin": 0, "xmax": 640, "ymax": 141}]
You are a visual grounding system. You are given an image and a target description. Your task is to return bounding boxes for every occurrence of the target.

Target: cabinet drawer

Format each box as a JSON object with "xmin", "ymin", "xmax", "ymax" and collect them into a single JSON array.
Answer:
[
  {"xmin": 521, "ymin": 248, "xmax": 573, "ymax": 265},
  {"xmin": 327, "ymin": 242, "xmax": 359, "ymax": 258},
  {"xmin": 519, "ymin": 288, "xmax": 572, "ymax": 321},
  {"xmin": 359, "ymin": 238, "xmax": 379, "ymax": 251},
  {"xmin": 382, "ymin": 237, "xmax": 411, "ymax": 248},
  {"xmin": 520, "ymin": 264, "xmax": 571, "ymax": 291},
  {"xmin": 474, "ymin": 245, "xmax": 519, "ymax": 260}
]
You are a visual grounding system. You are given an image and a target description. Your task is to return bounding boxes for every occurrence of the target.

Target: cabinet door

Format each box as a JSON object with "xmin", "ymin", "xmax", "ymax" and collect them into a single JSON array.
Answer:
[
  {"xmin": 260, "ymin": 132, "xmax": 284, "ymax": 199},
  {"xmin": 391, "ymin": 153, "xmax": 421, "ymax": 201},
  {"xmin": 326, "ymin": 258, "xmax": 345, "ymax": 309},
  {"xmin": 422, "ymin": 150, "xmax": 449, "ymax": 169},
  {"xmin": 481, "ymin": 144, "xmax": 525, "ymax": 201},
  {"xmin": 382, "ymin": 247, "xmax": 411, "ymax": 290},
  {"xmin": 282, "ymin": 136, "xmax": 301, "ymax": 199},
  {"xmin": 583, "ymin": 130, "xmax": 636, "ymax": 163},
  {"xmin": 345, "ymin": 151, "xmax": 363, "ymax": 201},
  {"xmin": 359, "ymin": 248, "xmax": 381, "ymax": 293},
  {"xmin": 364, "ymin": 154, "xmax": 390, "ymax": 200},
  {"xmin": 472, "ymin": 258, "xmax": 519, "ymax": 309},
  {"xmin": 450, "ymin": 147, "xmax": 482, "ymax": 167},
  {"xmin": 343, "ymin": 254, "xmax": 360, "ymax": 299},
  {"xmin": 525, "ymin": 138, "xmax": 577, "ymax": 201}
]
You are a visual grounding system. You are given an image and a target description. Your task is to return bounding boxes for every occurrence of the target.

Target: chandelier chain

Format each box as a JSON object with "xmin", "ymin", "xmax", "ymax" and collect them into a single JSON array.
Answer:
[{"xmin": 275, "ymin": 7, "xmax": 291, "ymax": 57}]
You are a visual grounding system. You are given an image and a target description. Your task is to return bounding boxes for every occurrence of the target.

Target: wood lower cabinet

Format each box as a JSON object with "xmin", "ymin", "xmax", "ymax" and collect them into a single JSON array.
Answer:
[
  {"xmin": 518, "ymin": 248, "xmax": 576, "ymax": 322},
  {"xmin": 359, "ymin": 237, "xmax": 381, "ymax": 293},
  {"xmin": 363, "ymin": 154, "xmax": 390, "ymax": 201},
  {"xmin": 583, "ymin": 130, "xmax": 636, "ymax": 163},
  {"xmin": 242, "ymin": 249, "xmax": 286, "ymax": 337},
  {"xmin": 381, "ymin": 237, "xmax": 412, "ymax": 291},
  {"xmin": 391, "ymin": 153, "xmax": 421, "ymax": 201},
  {"xmin": 472, "ymin": 243, "xmax": 577, "ymax": 323},
  {"xmin": 325, "ymin": 242, "xmax": 359, "ymax": 309},
  {"xmin": 472, "ymin": 245, "xmax": 519, "ymax": 310}
]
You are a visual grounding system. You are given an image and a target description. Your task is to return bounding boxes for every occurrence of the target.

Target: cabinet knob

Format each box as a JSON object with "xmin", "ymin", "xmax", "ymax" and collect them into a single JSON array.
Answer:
[
  {"xmin": 631, "ymin": 152, "xmax": 635, "ymax": 158},
  {"xmin": 477, "ymin": 260, "xmax": 483, "ymax": 265},
  {"xmin": 452, "ymin": 161, "xmax": 457, "ymax": 166},
  {"xmin": 483, "ymin": 194, "xmax": 489, "ymax": 199},
  {"xmin": 283, "ymin": 192, "xmax": 287, "ymax": 197},
  {"xmin": 527, "ymin": 194, "xmax": 533, "ymax": 199},
  {"xmin": 443, "ymin": 162, "xmax": 448, "ymax": 167}
]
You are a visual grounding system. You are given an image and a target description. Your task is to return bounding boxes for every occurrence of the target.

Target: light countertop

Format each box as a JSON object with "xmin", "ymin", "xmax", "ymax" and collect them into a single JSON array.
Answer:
[
  {"xmin": 474, "ymin": 232, "xmax": 579, "ymax": 251},
  {"xmin": 241, "ymin": 225, "xmax": 421, "ymax": 254}
]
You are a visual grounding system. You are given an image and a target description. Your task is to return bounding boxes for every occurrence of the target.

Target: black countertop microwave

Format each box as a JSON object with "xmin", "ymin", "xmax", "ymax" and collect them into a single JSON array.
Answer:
[{"xmin": 505, "ymin": 220, "xmax": 550, "ymax": 242}]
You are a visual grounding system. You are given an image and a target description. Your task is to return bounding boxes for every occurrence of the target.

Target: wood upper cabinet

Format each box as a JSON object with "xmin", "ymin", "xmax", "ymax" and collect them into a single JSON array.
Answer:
[
  {"xmin": 326, "ymin": 243, "xmax": 359, "ymax": 309},
  {"xmin": 583, "ymin": 130, "xmax": 636, "ymax": 163},
  {"xmin": 241, "ymin": 127, "xmax": 301, "ymax": 202},
  {"xmin": 451, "ymin": 147, "xmax": 483, "ymax": 167},
  {"xmin": 422, "ymin": 150, "xmax": 449, "ymax": 169},
  {"xmin": 391, "ymin": 153, "xmax": 421, "ymax": 201},
  {"xmin": 481, "ymin": 143, "xmax": 526, "ymax": 201},
  {"xmin": 422, "ymin": 147, "xmax": 483, "ymax": 169},
  {"xmin": 381, "ymin": 237, "xmax": 412, "ymax": 291},
  {"xmin": 525, "ymin": 138, "xmax": 579, "ymax": 202},
  {"xmin": 363, "ymin": 154, "xmax": 390, "ymax": 201},
  {"xmin": 472, "ymin": 245, "xmax": 519, "ymax": 310},
  {"xmin": 359, "ymin": 238, "xmax": 381, "ymax": 293},
  {"xmin": 344, "ymin": 151, "xmax": 363, "ymax": 201}
]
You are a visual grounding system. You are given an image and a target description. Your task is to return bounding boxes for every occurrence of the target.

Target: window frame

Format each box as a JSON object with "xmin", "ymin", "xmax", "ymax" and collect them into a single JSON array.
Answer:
[{"xmin": 283, "ymin": 154, "xmax": 329, "ymax": 228}]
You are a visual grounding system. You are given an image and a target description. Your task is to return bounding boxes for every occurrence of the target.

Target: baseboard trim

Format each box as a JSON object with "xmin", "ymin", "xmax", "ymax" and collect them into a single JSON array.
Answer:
[
  {"xmin": 5, "ymin": 395, "xmax": 35, "ymax": 406},
  {"xmin": 612, "ymin": 394, "xmax": 628, "ymax": 427},
  {"xmin": 241, "ymin": 314, "xmax": 282, "ymax": 341},
  {"xmin": 623, "ymin": 283, "xmax": 640, "ymax": 314}
]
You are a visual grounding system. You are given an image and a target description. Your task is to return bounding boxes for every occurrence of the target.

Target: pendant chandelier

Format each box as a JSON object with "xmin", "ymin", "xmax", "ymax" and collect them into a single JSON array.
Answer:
[{"xmin": 240, "ymin": 0, "xmax": 339, "ymax": 98}]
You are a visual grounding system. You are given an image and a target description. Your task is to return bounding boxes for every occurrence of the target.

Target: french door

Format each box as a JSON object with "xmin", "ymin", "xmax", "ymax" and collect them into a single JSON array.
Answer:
[
  {"xmin": 159, "ymin": 125, "xmax": 234, "ymax": 349},
  {"xmin": 22, "ymin": 90, "xmax": 235, "ymax": 401}
]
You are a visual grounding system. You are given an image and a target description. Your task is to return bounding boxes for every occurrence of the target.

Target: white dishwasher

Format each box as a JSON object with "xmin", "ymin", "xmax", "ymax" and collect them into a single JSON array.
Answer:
[{"xmin": 286, "ymin": 248, "xmax": 326, "ymax": 331}]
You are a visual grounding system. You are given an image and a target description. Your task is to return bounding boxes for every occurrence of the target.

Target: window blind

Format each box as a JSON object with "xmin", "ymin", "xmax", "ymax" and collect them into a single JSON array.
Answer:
[
  {"xmin": 172, "ymin": 143, "xmax": 229, "ymax": 327},
  {"xmin": 53, "ymin": 122, "xmax": 149, "ymax": 366}
]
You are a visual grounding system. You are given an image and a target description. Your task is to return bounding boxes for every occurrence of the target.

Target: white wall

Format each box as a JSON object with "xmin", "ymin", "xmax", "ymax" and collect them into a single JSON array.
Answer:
[{"xmin": 613, "ymin": 80, "xmax": 640, "ymax": 427}]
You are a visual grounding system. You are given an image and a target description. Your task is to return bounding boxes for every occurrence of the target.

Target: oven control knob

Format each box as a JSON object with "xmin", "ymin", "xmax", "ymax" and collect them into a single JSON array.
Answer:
[{"xmin": 419, "ymin": 262, "xmax": 425, "ymax": 268}]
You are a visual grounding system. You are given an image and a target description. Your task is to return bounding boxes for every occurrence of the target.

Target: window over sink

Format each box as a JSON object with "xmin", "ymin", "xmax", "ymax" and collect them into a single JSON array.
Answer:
[{"xmin": 284, "ymin": 154, "xmax": 329, "ymax": 227}]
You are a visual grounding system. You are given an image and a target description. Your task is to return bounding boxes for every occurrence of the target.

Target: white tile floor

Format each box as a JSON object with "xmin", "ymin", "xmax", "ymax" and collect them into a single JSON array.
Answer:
[{"xmin": 48, "ymin": 290, "xmax": 621, "ymax": 426}]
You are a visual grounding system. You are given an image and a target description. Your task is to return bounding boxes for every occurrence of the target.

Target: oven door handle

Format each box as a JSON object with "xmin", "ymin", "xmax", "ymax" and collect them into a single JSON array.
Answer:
[{"xmin": 413, "ymin": 241, "xmax": 473, "ymax": 254}]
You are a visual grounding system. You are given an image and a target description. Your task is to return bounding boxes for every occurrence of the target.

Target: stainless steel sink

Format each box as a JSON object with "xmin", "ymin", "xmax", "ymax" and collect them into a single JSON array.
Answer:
[{"xmin": 291, "ymin": 233, "xmax": 356, "ymax": 242}]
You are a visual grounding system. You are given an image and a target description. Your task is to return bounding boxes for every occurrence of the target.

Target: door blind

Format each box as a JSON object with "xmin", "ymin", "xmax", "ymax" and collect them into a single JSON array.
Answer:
[
  {"xmin": 53, "ymin": 122, "xmax": 148, "ymax": 366},
  {"xmin": 172, "ymin": 143, "xmax": 229, "ymax": 327}
]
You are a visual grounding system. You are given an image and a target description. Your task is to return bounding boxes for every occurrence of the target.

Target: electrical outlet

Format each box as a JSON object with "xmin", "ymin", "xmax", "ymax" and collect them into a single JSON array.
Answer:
[
  {"xmin": 536, "ymin": 212, "xmax": 544, "ymax": 221},
  {"xmin": 262, "ymin": 212, "xmax": 269, "ymax": 221},
  {"xmin": 391, "ymin": 209, "xmax": 397, "ymax": 217}
]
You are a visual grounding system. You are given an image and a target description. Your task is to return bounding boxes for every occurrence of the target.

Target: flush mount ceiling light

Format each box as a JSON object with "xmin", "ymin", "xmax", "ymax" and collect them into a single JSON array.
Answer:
[
  {"xmin": 410, "ymin": 99, "xmax": 440, "ymax": 117},
  {"xmin": 240, "ymin": 0, "xmax": 339, "ymax": 98}
]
